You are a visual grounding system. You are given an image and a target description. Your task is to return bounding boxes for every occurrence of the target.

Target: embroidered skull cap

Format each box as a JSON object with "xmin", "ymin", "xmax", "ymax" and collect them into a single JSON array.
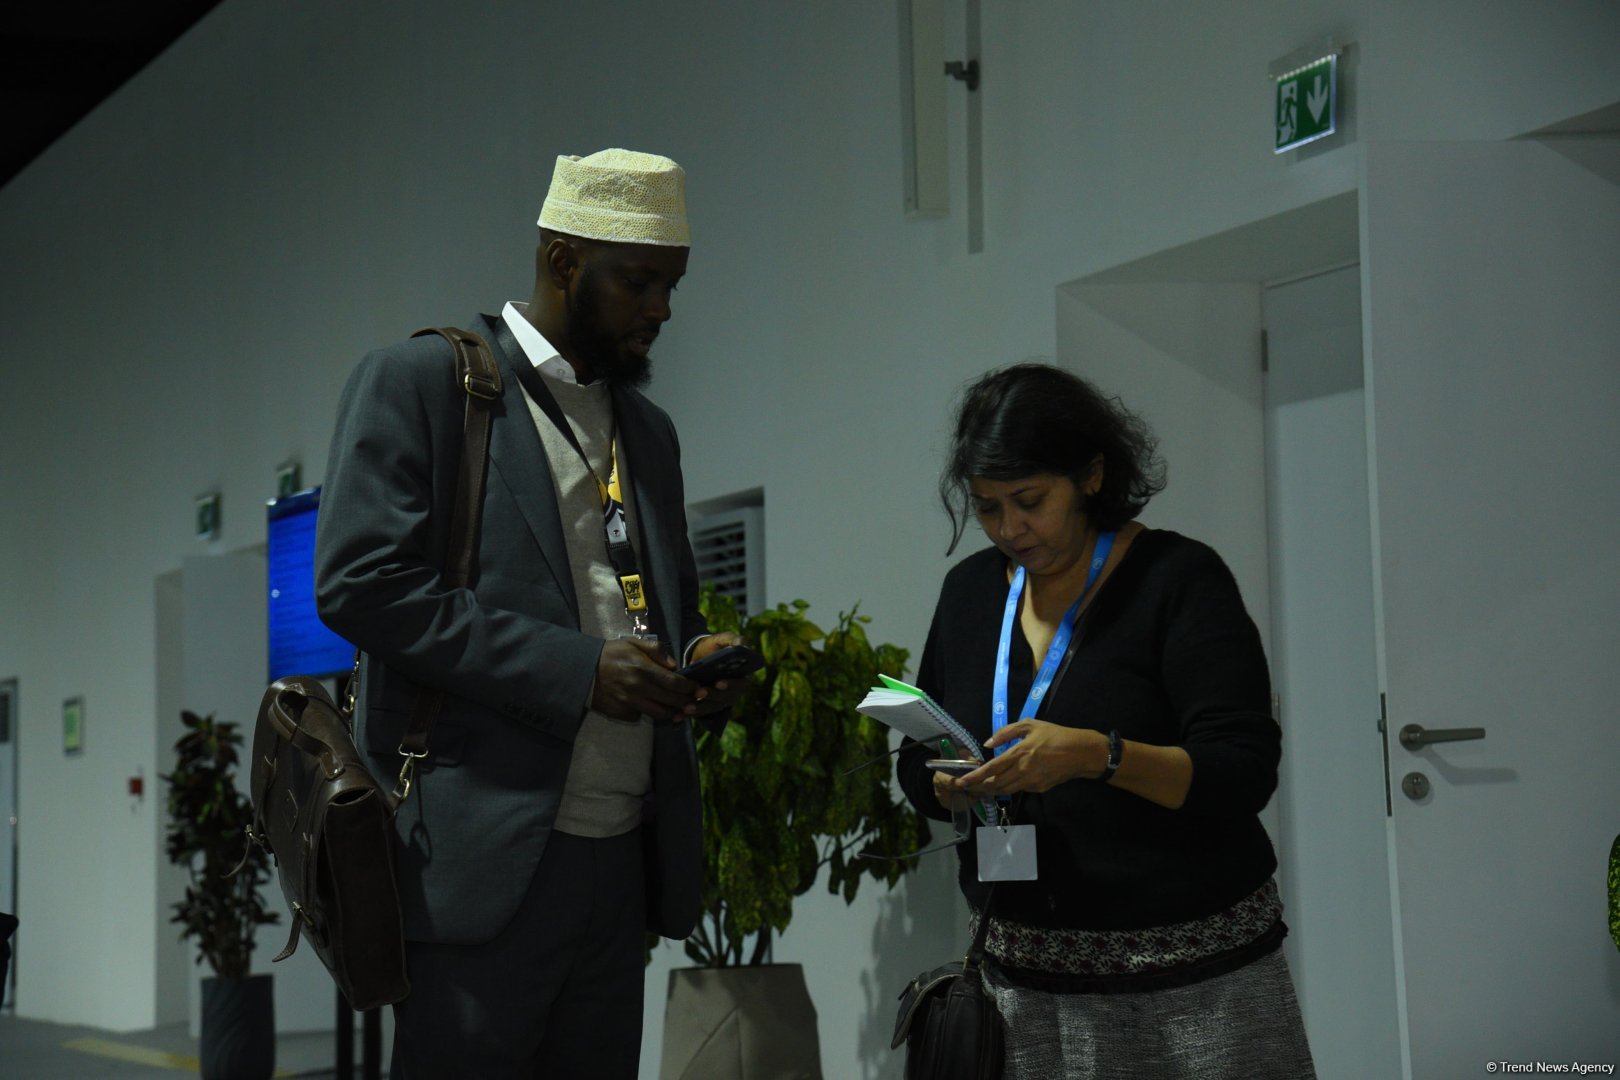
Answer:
[{"xmin": 537, "ymin": 148, "xmax": 689, "ymax": 247}]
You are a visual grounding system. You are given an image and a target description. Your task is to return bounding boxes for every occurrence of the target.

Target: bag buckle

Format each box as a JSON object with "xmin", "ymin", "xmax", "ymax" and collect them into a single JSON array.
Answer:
[
  {"xmin": 225, "ymin": 825, "xmax": 270, "ymax": 878},
  {"xmin": 394, "ymin": 745, "xmax": 429, "ymax": 802},
  {"xmin": 463, "ymin": 371, "xmax": 500, "ymax": 400},
  {"xmin": 342, "ymin": 653, "xmax": 360, "ymax": 716}
]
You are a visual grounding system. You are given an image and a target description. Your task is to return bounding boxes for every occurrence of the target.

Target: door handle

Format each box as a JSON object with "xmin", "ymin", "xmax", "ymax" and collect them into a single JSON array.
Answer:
[{"xmin": 1398, "ymin": 723, "xmax": 1486, "ymax": 750}]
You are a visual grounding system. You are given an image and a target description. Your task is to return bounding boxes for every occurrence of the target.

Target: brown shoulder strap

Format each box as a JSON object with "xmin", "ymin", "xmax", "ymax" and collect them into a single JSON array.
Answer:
[
  {"xmin": 386, "ymin": 326, "xmax": 503, "ymax": 799},
  {"xmin": 419, "ymin": 326, "xmax": 502, "ymax": 591}
]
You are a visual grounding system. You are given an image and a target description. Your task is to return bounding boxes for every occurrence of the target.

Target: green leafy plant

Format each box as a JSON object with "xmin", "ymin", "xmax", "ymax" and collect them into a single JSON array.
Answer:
[
  {"xmin": 163, "ymin": 711, "xmax": 279, "ymax": 979},
  {"xmin": 684, "ymin": 590, "xmax": 930, "ymax": 967},
  {"xmin": 1609, "ymin": 834, "xmax": 1620, "ymax": 955}
]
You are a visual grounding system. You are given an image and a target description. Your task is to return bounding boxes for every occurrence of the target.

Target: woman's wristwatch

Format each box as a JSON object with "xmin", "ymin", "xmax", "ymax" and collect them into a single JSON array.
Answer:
[{"xmin": 1096, "ymin": 729, "xmax": 1123, "ymax": 782}]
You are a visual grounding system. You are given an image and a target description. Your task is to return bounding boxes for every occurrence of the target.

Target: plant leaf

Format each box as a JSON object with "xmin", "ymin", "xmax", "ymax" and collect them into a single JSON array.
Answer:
[
  {"xmin": 720, "ymin": 719, "xmax": 748, "ymax": 760},
  {"xmin": 689, "ymin": 585, "xmax": 929, "ymax": 968}
]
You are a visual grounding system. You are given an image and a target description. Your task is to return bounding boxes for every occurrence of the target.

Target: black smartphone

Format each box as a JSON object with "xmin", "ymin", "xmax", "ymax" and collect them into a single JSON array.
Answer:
[
  {"xmin": 677, "ymin": 644, "xmax": 764, "ymax": 685},
  {"xmin": 925, "ymin": 758, "xmax": 983, "ymax": 775}
]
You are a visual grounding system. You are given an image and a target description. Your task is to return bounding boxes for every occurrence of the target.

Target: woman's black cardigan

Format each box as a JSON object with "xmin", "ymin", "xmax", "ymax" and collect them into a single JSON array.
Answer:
[{"xmin": 896, "ymin": 529, "xmax": 1282, "ymax": 932}]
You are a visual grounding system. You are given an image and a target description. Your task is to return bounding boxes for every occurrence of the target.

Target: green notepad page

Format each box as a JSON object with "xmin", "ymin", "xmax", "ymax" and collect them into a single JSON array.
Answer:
[{"xmin": 877, "ymin": 674, "xmax": 924, "ymax": 695}]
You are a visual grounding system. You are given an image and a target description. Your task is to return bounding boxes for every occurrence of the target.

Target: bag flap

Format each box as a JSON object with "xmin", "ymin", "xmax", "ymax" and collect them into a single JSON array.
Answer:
[
  {"xmin": 890, "ymin": 961, "xmax": 966, "ymax": 1050},
  {"xmin": 266, "ymin": 678, "xmax": 346, "ymax": 751}
]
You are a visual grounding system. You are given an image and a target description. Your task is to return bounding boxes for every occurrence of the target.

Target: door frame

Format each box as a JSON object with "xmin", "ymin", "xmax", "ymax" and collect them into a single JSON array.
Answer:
[
  {"xmin": 1060, "ymin": 187, "xmax": 1393, "ymax": 1068},
  {"xmin": 1, "ymin": 677, "xmax": 17, "ymax": 1013}
]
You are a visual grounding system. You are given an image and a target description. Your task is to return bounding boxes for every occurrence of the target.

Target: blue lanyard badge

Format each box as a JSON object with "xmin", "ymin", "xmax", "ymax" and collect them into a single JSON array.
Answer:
[{"xmin": 992, "ymin": 531, "xmax": 1115, "ymax": 754}]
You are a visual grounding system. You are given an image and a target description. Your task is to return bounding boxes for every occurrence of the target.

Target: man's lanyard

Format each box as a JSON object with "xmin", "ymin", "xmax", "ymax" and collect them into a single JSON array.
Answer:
[
  {"xmin": 589, "ymin": 438, "xmax": 653, "ymax": 632},
  {"xmin": 991, "ymin": 530, "xmax": 1116, "ymax": 754},
  {"xmin": 513, "ymin": 363, "xmax": 653, "ymax": 637}
]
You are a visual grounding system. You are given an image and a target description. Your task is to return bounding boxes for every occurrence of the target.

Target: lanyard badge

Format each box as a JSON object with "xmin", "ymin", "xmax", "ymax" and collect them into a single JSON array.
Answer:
[
  {"xmin": 596, "ymin": 442, "xmax": 652, "ymax": 637},
  {"xmin": 977, "ymin": 822, "xmax": 1038, "ymax": 881}
]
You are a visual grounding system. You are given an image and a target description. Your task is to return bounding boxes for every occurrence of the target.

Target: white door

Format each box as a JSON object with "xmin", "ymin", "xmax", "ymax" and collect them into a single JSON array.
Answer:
[
  {"xmin": 1263, "ymin": 265, "xmax": 1402, "ymax": 1080},
  {"xmin": 1363, "ymin": 139, "xmax": 1620, "ymax": 1073}
]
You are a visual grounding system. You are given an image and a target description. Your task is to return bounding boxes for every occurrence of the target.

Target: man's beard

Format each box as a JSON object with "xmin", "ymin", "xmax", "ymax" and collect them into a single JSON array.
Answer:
[{"xmin": 566, "ymin": 267, "xmax": 652, "ymax": 389}]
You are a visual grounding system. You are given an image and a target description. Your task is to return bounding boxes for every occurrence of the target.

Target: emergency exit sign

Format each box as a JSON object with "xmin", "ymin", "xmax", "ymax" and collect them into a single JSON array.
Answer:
[{"xmin": 1274, "ymin": 54, "xmax": 1337, "ymax": 153}]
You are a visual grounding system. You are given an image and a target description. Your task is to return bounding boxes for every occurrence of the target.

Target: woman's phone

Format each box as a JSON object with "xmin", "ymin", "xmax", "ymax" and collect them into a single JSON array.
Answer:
[
  {"xmin": 925, "ymin": 758, "xmax": 983, "ymax": 775},
  {"xmin": 677, "ymin": 644, "xmax": 765, "ymax": 686}
]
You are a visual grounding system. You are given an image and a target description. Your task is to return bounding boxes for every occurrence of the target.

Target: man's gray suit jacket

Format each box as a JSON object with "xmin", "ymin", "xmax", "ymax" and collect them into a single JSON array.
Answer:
[{"xmin": 315, "ymin": 312, "xmax": 705, "ymax": 946}]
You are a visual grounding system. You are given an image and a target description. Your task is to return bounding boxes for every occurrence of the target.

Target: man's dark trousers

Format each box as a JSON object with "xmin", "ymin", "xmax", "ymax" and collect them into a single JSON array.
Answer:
[{"xmin": 389, "ymin": 828, "xmax": 646, "ymax": 1078}]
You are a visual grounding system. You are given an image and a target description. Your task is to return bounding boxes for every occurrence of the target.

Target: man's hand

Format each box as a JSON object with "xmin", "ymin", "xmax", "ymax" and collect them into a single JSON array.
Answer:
[
  {"xmin": 592, "ymin": 637, "xmax": 693, "ymax": 722},
  {"xmin": 685, "ymin": 632, "xmax": 747, "ymax": 717}
]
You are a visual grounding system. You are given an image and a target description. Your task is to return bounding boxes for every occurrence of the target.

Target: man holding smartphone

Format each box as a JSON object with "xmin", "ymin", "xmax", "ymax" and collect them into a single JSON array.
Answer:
[{"xmin": 316, "ymin": 149, "xmax": 743, "ymax": 1078}]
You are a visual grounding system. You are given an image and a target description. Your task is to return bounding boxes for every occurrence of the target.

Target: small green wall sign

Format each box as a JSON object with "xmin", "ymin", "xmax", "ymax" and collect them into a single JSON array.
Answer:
[{"xmin": 1275, "ymin": 54, "xmax": 1337, "ymax": 153}]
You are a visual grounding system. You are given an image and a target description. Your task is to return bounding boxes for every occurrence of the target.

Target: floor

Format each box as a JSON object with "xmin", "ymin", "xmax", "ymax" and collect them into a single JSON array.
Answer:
[{"xmin": 0, "ymin": 1013, "xmax": 386, "ymax": 1079}]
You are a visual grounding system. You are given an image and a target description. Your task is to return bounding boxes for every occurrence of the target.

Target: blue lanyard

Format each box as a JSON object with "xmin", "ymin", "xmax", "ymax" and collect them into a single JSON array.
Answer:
[{"xmin": 992, "ymin": 531, "xmax": 1115, "ymax": 754}]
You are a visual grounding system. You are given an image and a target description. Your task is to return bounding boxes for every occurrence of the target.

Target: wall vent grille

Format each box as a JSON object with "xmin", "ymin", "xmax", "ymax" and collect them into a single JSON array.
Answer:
[{"xmin": 689, "ymin": 505, "xmax": 763, "ymax": 615}]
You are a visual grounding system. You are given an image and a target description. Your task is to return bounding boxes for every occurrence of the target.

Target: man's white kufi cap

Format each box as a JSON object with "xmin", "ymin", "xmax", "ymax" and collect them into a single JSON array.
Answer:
[{"xmin": 538, "ymin": 149, "xmax": 690, "ymax": 246}]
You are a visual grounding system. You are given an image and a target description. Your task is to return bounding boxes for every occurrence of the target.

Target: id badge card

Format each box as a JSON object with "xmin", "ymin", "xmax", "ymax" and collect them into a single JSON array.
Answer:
[{"xmin": 976, "ymin": 823, "xmax": 1037, "ymax": 881}]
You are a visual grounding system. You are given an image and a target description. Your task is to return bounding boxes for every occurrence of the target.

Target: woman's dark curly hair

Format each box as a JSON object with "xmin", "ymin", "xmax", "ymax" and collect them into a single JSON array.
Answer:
[{"xmin": 940, "ymin": 362, "xmax": 1167, "ymax": 554}]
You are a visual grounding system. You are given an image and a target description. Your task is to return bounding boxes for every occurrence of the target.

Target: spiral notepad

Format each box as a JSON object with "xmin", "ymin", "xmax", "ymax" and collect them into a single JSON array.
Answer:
[{"xmin": 857, "ymin": 675, "xmax": 997, "ymax": 822}]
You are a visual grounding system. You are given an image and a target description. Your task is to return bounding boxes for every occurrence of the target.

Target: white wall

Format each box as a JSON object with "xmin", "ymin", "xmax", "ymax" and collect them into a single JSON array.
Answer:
[
  {"xmin": 1053, "ymin": 280, "xmax": 1274, "ymax": 846},
  {"xmin": 1054, "ymin": 283, "xmax": 1268, "ymax": 618},
  {"xmin": 176, "ymin": 552, "xmax": 337, "ymax": 1036},
  {"xmin": 0, "ymin": 0, "xmax": 1613, "ymax": 1068}
]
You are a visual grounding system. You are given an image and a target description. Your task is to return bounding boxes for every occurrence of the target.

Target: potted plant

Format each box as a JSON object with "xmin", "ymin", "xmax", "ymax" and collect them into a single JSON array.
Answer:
[
  {"xmin": 659, "ymin": 592, "xmax": 931, "ymax": 1080},
  {"xmin": 164, "ymin": 710, "xmax": 280, "ymax": 1080}
]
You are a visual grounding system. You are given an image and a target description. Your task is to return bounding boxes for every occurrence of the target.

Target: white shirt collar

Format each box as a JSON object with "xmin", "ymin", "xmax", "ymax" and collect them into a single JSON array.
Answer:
[{"xmin": 501, "ymin": 301, "xmax": 581, "ymax": 384}]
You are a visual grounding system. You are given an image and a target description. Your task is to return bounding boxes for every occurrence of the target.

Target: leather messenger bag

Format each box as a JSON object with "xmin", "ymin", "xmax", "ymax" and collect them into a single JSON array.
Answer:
[
  {"xmin": 246, "ymin": 327, "xmax": 500, "ymax": 1011},
  {"xmin": 251, "ymin": 675, "xmax": 408, "ymax": 1010}
]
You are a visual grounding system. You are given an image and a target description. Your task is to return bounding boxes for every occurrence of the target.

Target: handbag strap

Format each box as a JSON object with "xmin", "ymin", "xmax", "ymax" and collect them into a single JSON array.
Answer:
[
  {"xmin": 964, "ymin": 803, "xmax": 1014, "ymax": 971},
  {"xmin": 965, "ymin": 586, "xmax": 1089, "ymax": 971},
  {"xmin": 962, "ymin": 792, "xmax": 1021, "ymax": 971},
  {"xmin": 966, "ymin": 882, "xmax": 999, "ymax": 970},
  {"xmin": 379, "ymin": 326, "xmax": 502, "ymax": 804}
]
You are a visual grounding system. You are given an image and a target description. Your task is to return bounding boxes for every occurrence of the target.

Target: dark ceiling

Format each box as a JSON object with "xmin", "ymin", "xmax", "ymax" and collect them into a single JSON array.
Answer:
[{"xmin": 2, "ymin": 0, "xmax": 223, "ymax": 192}]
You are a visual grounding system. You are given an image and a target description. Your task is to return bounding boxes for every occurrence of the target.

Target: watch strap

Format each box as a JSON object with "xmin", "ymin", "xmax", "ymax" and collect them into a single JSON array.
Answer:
[{"xmin": 1096, "ymin": 728, "xmax": 1123, "ymax": 782}]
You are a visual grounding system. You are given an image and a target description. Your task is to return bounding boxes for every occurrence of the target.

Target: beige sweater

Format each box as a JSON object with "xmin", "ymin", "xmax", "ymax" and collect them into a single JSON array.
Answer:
[{"xmin": 522, "ymin": 370, "xmax": 653, "ymax": 838}]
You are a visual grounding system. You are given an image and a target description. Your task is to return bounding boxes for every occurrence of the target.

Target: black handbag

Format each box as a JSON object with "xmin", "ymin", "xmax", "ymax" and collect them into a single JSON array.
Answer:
[
  {"xmin": 246, "ymin": 326, "xmax": 500, "ymax": 1010},
  {"xmin": 891, "ymin": 881, "xmax": 1005, "ymax": 1080}
]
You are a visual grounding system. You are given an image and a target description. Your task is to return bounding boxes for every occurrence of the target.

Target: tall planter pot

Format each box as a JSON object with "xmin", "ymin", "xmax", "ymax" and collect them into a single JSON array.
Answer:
[
  {"xmin": 661, "ymin": 964, "xmax": 823, "ymax": 1080},
  {"xmin": 200, "ymin": 973, "xmax": 275, "ymax": 1080}
]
